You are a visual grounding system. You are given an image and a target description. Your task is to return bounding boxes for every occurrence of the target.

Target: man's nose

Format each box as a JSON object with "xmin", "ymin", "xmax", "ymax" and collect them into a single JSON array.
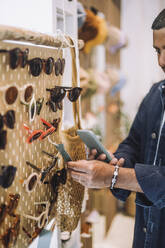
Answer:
[{"xmin": 158, "ymin": 50, "xmax": 165, "ymax": 68}]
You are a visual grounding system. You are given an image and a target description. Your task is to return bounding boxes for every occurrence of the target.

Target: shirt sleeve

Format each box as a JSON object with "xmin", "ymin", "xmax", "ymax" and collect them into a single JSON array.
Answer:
[
  {"xmin": 135, "ymin": 163, "xmax": 165, "ymax": 209},
  {"xmin": 110, "ymin": 85, "xmax": 156, "ymax": 202}
]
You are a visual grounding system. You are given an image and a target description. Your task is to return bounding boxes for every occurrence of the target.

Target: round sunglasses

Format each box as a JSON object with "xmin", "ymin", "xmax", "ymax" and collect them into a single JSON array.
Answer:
[
  {"xmin": 23, "ymin": 201, "xmax": 50, "ymax": 229},
  {"xmin": 0, "ymin": 83, "xmax": 34, "ymax": 105},
  {"xmin": 23, "ymin": 118, "xmax": 60, "ymax": 143},
  {"xmin": 28, "ymin": 57, "xmax": 65, "ymax": 77},
  {"xmin": 0, "ymin": 48, "xmax": 29, "ymax": 69},
  {"xmin": 0, "ymin": 110, "xmax": 15, "ymax": 130},
  {"xmin": 24, "ymin": 158, "xmax": 58, "ymax": 193},
  {"xmin": 46, "ymin": 86, "xmax": 82, "ymax": 112}
]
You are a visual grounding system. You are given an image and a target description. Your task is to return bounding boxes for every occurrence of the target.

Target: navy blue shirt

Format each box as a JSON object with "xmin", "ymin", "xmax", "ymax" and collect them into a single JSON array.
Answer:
[{"xmin": 111, "ymin": 80, "xmax": 165, "ymax": 248}]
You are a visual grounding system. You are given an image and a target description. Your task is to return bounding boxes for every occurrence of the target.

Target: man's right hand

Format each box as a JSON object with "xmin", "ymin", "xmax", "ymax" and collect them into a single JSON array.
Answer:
[{"xmin": 88, "ymin": 149, "xmax": 120, "ymax": 166}]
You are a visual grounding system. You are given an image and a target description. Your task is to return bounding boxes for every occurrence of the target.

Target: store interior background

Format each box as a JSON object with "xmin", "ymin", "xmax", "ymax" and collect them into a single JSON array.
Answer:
[{"xmin": 0, "ymin": 0, "xmax": 165, "ymax": 247}]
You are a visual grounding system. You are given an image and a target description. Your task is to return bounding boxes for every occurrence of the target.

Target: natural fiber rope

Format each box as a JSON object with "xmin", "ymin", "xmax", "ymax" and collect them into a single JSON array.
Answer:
[{"xmin": 0, "ymin": 25, "xmax": 84, "ymax": 49}]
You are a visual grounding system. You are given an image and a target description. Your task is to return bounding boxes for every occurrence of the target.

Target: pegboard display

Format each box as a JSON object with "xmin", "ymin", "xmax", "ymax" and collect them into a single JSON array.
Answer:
[{"xmin": 0, "ymin": 40, "xmax": 65, "ymax": 247}]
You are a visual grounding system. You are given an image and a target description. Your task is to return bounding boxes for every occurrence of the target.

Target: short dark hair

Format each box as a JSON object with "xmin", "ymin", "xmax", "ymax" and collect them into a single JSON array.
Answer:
[{"xmin": 152, "ymin": 9, "xmax": 165, "ymax": 30}]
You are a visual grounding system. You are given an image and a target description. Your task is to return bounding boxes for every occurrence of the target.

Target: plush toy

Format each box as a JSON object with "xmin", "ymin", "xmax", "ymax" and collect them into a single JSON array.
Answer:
[
  {"xmin": 78, "ymin": 9, "xmax": 108, "ymax": 54},
  {"xmin": 105, "ymin": 25, "xmax": 128, "ymax": 54}
]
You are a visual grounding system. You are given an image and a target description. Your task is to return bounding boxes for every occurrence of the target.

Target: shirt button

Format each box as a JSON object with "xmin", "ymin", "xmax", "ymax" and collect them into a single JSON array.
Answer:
[
  {"xmin": 151, "ymin": 132, "xmax": 157, "ymax": 139},
  {"xmin": 143, "ymin": 227, "xmax": 147, "ymax": 233}
]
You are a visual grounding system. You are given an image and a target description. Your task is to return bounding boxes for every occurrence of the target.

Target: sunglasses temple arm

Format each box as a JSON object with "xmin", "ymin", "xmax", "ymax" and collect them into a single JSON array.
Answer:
[
  {"xmin": 26, "ymin": 161, "xmax": 41, "ymax": 172},
  {"xmin": 23, "ymin": 214, "xmax": 39, "ymax": 221},
  {"xmin": 40, "ymin": 158, "xmax": 57, "ymax": 182},
  {"xmin": 42, "ymin": 150, "xmax": 55, "ymax": 158},
  {"xmin": 23, "ymin": 124, "xmax": 30, "ymax": 132},
  {"xmin": 34, "ymin": 201, "xmax": 49, "ymax": 206},
  {"xmin": 40, "ymin": 118, "xmax": 52, "ymax": 128}
]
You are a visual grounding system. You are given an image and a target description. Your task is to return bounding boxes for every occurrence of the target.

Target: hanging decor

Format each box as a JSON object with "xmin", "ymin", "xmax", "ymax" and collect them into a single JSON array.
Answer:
[{"xmin": 78, "ymin": 9, "xmax": 108, "ymax": 54}]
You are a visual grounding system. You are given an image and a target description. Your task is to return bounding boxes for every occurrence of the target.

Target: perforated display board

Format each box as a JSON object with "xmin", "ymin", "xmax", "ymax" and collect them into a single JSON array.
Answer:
[{"xmin": 0, "ymin": 40, "xmax": 64, "ymax": 248}]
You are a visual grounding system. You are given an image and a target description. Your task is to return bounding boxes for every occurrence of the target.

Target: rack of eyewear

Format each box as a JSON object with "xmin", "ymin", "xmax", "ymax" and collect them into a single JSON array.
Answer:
[{"xmin": 0, "ymin": 25, "xmax": 83, "ymax": 248}]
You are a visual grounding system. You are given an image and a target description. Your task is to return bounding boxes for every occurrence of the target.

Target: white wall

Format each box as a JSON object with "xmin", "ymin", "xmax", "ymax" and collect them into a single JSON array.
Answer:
[
  {"xmin": 121, "ymin": 0, "xmax": 165, "ymax": 121},
  {"xmin": 0, "ymin": 0, "xmax": 53, "ymax": 33}
]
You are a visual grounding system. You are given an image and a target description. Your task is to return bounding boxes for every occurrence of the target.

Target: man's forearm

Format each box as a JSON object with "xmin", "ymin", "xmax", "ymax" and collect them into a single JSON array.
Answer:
[{"xmin": 114, "ymin": 167, "xmax": 143, "ymax": 193}]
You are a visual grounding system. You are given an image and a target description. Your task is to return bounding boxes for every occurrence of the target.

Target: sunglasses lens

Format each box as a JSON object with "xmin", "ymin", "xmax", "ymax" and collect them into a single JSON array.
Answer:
[
  {"xmin": 29, "ymin": 58, "xmax": 43, "ymax": 77},
  {"xmin": 39, "ymin": 214, "xmax": 47, "ymax": 228},
  {"xmin": 0, "ymin": 165, "xmax": 17, "ymax": 188},
  {"xmin": 0, "ymin": 130, "xmax": 7, "ymax": 149},
  {"xmin": 24, "ymin": 86, "xmax": 33, "ymax": 103},
  {"xmin": 5, "ymin": 86, "xmax": 18, "ymax": 105},
  {"xmin": 55, "ymin": 59, "xmax": 61, "ymax": 76},
  {"xmin": 29, "ymin": 131, "xmax": 42, "ymax": 143},
  {"xmin": 60, "ymin": 58, "xmax": 65, "ymax": 75},
  {"xmin": 0, "ymin": 114, "xmax": 4, "ymax": 130},
  {"xmin": 9, "ymin": 48, "xmax": 21, "ymax": 69},
  {"xmin": 57, "ymin": 101, "xmax": 63, "ymax": 110},
  {"xmin": 30, "ymin": 103, "xmax": 35, "ymax": 120},
  {"xmin": 28, "ymin": 175, "xmax": 38, "ymax": 191},
  {"xmin": 46, "ymin": 101, "xmax": 57, "ymax": 112},
  {"xmin": 67, "ymin": 87, "xmax": 82, "ymax": 102},
  {"xmin": 21, "ymin": 49, "xmax": 29, "ymax": 68},
  {"xmin": 36, "ymin": 98, "xmax": 44, "ymax": 115},
  {"xmin": 51, "ymin": 87, "xmax": 66, "ymax": 102},
  {"xmin": 4, "ymin": 110, "xmax": 15, "ymax": 129},
  {"xmin": 45, "ymin": 57, "xmax": 54, "ymax": 75}
]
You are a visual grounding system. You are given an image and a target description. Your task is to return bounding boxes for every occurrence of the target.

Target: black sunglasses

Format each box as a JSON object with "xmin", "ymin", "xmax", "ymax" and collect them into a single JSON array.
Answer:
[
  {"xmin": 1, "ymin": 214, "xmax": 20, "ymax": 247},
  {"xmin": 0, "ymin": 110, "xmax": 15, "ymax": 130},
  {"xmin": 28, "ymin": 57, "xmax": 65, "ymax": 77},
  {"xmin": 55, "ymin": 58, "xmax": 65, "ymax": 76},
  {"xmin": 0, "ymin": 165, "xmax": 17, "ymax": 189},
  {"xmin": 46, "ymin": 86, "xmax": 82, "ymax": 112},
  {"xmin": 0, "ymin": 48, "xmax": 29, "ymax": 69},
  {"xmin": 50, "ymin": 168, "xmax": 67, "ymax": 194}
]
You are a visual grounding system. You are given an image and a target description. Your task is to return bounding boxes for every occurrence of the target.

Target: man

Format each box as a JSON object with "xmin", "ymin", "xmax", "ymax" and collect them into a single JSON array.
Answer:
[{"xmin": 68, "ymin": 9, "xmax": 165, "ymax": 248}]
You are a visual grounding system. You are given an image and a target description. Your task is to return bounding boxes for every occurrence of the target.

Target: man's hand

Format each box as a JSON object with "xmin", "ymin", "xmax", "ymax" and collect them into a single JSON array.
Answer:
[
  {"xmin": 67, "ymin": 158, "xmax": 125, "ymax": 188},
  {"xmin": 88, "ymin": 149, "xmax": 120, "ymax": 166}
]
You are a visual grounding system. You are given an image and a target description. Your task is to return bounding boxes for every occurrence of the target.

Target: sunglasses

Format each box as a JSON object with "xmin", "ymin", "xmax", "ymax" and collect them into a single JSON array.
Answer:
[
  {"xmin": 7, "ymin": 193, "xmax": 20, "ymax": 217},
  {"xmin": 0, "ymin": 214, "xmax": 20, "ymax": 247},
  {"xmin": 46, "ymin": 86, "xmax": 82, "ymax": 112},
  {"xmin": 28, "ymin": 57, "xmax": 65, "ymax": 77},
  {"xmin": 55, "ymin": 58, "xmax": 65, "ymax": 76},
  {"xmin": 0, "ymin": 193, "xmax": 20, "ymax": 227},
  {"xmin": 23, "ymin": 118, "xmax": 60, "ymax": 143},
  {"xmin": 21, "ymin": 96, "xmax": 44, "ymax": 122},
  {"xmin": 0, "ymin": 165, "xmax": 17, "ymax": 189},
  {"xmin": 50, "ymin": 168, "xmax": 67, "ymax": 195},
  {"xmin": 23, "ymin": 201, "xmax": 50, "ymax": 228},
  {"xmin": 23, "ymin": 157, "xmax": 57, "ymax": 193},
  {"xmin": 0, "ymin": 48, "xmax": 29, "ymax": 69},
  {"xmin": 0, "ymin": 110, "xmax": 15, "ymax": 130},
  {"xmin": 0, "ymin": 83, "xmax": 34, "ymax": 106}
]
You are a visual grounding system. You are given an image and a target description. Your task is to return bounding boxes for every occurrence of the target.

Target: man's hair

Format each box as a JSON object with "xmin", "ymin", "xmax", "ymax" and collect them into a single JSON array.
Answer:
[{"xmin": 152, "ymin": 9, "xmax": 165, "ymax": 30}]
